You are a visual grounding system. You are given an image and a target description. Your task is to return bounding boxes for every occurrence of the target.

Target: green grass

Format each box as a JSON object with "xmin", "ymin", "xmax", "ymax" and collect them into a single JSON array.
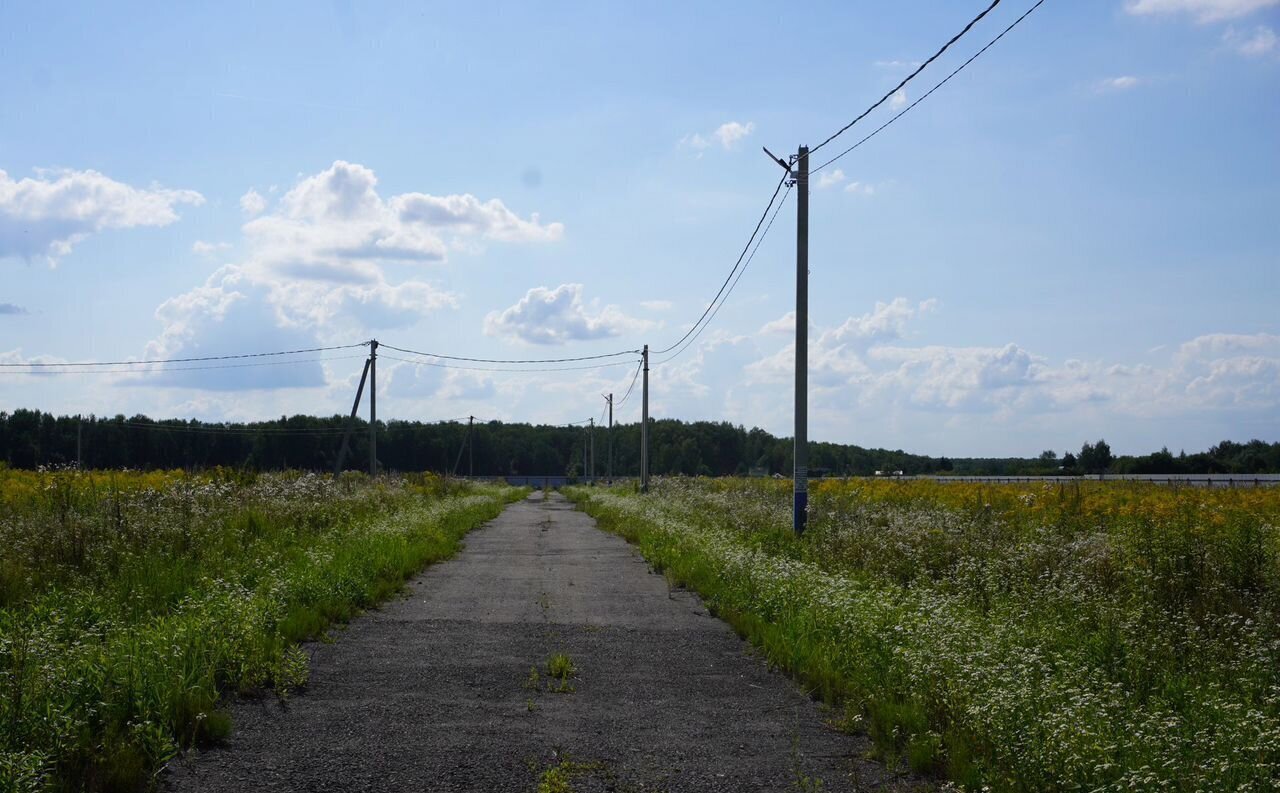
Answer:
[
  {"xmin": 0, "ymin": 468, "xmax": 524, "ymax": 792},
  {"xmin": 567, "ymin": 478, "xmax": 1280, "ymax": 792}
]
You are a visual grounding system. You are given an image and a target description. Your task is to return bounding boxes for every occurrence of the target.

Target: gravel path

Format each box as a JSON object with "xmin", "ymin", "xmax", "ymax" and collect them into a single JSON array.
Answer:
[{"xmin": 164, "ymin": 491, "xmax": 926, "ymax": 792}]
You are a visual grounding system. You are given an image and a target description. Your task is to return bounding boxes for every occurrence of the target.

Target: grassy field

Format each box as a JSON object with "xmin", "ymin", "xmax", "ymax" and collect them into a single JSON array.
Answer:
[
  {"xmin": 0, "ymin": 467, "xmax": 522, "ymax": 792},
  {"xmin": 568, "ymin": 478, "xmax": 1280, "ymax": 792}
]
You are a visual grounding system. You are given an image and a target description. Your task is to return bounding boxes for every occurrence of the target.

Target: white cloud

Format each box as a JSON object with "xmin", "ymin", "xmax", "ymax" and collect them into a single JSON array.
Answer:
[
  {"xmin": 759, "ymin": 311, "xmax": 796, "ymax": 335},
  {"xmin": 239, "ymin": 188, "xmax": 267, "ymax": 216},
  {"xmin": 816, "ymin": 169, "xmax": 847, "ymax": 190},
  {"xmin": 844, "ymin": 181, "xmax": 876, "ymax": 196},
  {"xmin": 237, "ymin": 161, "xmax": 562, "ymax": 284},
  {"xmin": 1224, "ymin": 24, "xmax": 1278, "ymax": 54},
  {"xmin": 132, "ymin": 161, "xmax": 561, "ymax": 390},
  {"xmin": 1097, "ymin": 75, "xmax": 1143, "ymax": 91},
  {"xmin": 682, "ymin": 120, "xmax": 756, "ymax": 151},
  {"xmin": 1125, "ymin": 0, "xmax": 1279, "ymax": 23},
  {"xmin": 641, "ymin": 299, "xmax": 674, "ymax": 312},
  {"xmin": 890, "ymin": 89, "xmax": 908, "ymax": 110},
  {"xmin": 483, "ymin": 283, "xmax": 651, "ymax": 345},
  {"xmin": 714, "ymin": 121, "xmax": 755, "ymax": 149},
  {"xmin": 192, "ymin": 240, "xmax": 231, "ymax": 255},
  {"xmin": 736, "ymin": 300, "xmax": 1280, "ymax": 424},
  {"xmin": 0, "ymin": 167, "xmax": 203, "ymax": 265}
]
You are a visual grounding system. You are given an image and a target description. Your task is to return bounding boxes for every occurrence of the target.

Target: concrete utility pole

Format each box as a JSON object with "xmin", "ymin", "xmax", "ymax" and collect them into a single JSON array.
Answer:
[
  {"xmin": 468, "ymin": 415, "xmax": 474, "ymax": 477},
  {"xmin": 641, "ymin": 344, "xmax": 650, "ymax": 492},
  {"xmin": 76, "ymin": 416, "xmax": 82, "ymax": 468},
  {"xmin": 588, "ymin": 418, "xmax": 595, "ymax": 482},
  {"xmin": 369, "ymin": 339, "xmax": 378, "ymax": 476},
  {"xmin": 604, "ymin": 393, "xmax": 613, "ymax": 481},
  {"xmin": 793, "ymin": 146, "xmax": 809, "ymax": 535},
  {"xmin": 334, "ymin": 356, "xmax": 372, "ymax": 475}
]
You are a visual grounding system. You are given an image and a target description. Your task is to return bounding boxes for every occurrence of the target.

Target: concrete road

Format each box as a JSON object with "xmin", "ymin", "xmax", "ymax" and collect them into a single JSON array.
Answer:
[{"xmin": 165, "ymin": 491, "xmax": 922, "ymax": 792}]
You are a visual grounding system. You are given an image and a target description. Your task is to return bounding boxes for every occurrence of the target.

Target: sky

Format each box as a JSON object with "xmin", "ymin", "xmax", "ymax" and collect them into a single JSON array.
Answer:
[{"xmin": 1, "ymin": 0, "xmax": 1278, "ymax": 458}]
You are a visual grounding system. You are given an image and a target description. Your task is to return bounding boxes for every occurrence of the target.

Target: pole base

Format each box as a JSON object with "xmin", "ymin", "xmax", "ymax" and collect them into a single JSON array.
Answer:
[{"xmin": 793, "ymin": 490, "xmax": 808, "ymax": 535}]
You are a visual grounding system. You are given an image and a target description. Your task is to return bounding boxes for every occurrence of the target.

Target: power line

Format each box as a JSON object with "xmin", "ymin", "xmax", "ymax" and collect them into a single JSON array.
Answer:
[
  {"xmin": 380, "ymin": 342, "xmax": 637, "ymax": 365},
  {"xmin": 654, "ymin": 184, "xmax": 792, "ymax": 367},
  {"xmin": 653, "ymin": 171, "xmax": 790, "ymax": 356},
  {"xmin": 809, "ymin": 0, "xmax": 1002, "ymax": 156},
  {"xmin": 0, "ymin": 343, "xmax": 368, "ymax": 368},
  {"xmin": 812, "ymin": 0, "xmax": 1048, "ymax": 175},
  {"xmin": 0, "ymin": 354, "xmax": 367, "ymax": 376},
  {"xmin": 380, "ymin": 353, "xmax": 639, "ymax": 373},
  {"xmin": 615, "ymin": 360, "xmax": 643, "ymax": 410}
]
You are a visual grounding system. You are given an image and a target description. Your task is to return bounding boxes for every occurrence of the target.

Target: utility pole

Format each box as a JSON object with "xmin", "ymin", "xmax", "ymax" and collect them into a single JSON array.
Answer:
[
  {"xmin": 467, "ymin": 415, "xmax": 474, "ymax": 477},
  {"xmin": 369, "ymin": 339, "xmax": 378, "ymax": 476},
  {"xmin": 334, "ymin": 356, "xmax": 372, "ymax": 475},
  {"xmin": 76, "ymin": 416, "xmax": 82, "ymax": 468},
  {"xmin": 793, "ymin": 146, "xmax": 809, "ymax": 535},
  {"xmin": 604, "ymin": 393, "xmax": 613, "ymax": 482},
  {"xmin": 641, "ymin": 344, "xmax": 649, "ymax": 492},
  {"xmin": 588, "ymin": 418, "xmax": 595, "ymax": 483}
]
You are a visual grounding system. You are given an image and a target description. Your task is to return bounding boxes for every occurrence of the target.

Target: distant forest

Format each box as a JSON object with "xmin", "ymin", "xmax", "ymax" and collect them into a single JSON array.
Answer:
[{"xmin": 1, "ymin": 409, "xmax": 1278, "ymax": 476}]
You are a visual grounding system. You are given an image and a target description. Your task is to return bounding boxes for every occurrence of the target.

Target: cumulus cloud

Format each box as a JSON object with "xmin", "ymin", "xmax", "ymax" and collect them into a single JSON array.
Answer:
[
  {"xmin": 682, "ymin": 121, "xmax": 756, "ymax": 151},
  {"xmin": 641, "ymin": 299, "xmax": 674, "ymax": 312},
  {"xmin": 1125, "ymin": 0, "xmax": 1279, "ymax": 22},
  {"xmin": 130, "ymin": 161, "xmax": 560, "ymax": 390},
  {"xmin": 484, "ymin": 283, "xmax": 651, "ymax": 345},
  {"xmin": 1224, "ymin": 24, "xmax": 1278, "ymax": 54},
  {"xmin": 239, "ymin": 188, "xmax": 267, "ymax": 216},
  {"xmin": 816, "ymin": 169, "xmax": 847, "ymax": 190},
  {"xmin": 844, "ymin": 181, "xmax": 876, "ymax": 196},
  {"xmin": 0, "ymin": 167, "xmax": 203, "ymax": 265},
  {"xmin": 890, "ymin": 89, "xmax": 908, "ymax": 110},
  {"xmin": 735, "ymin": 300, "xmax": 1280, "ymax": 422}
]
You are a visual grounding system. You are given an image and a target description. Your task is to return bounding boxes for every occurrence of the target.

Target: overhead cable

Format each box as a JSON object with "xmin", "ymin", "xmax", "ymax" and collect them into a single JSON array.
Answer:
[
  {"xmin": 655, "ymin": 184, "xmax": 792, "ymax": 367},
  {"xmin": 808, "ymin": 0, "xmax": 1002, "ymax": 156},
  {"xmin": 0, "ymin": 343, "xmax": 368, "ymax": 368},
  {"xmin": 653, "ymin": 172, "xmax": 789, "ymax": 356},
  {"xmin": 812, "ymin": 0, "xmax": 1048, "ymax": 175},
  {"xmin": 0, "ymin": 354, "xmax": 367, "ymax": 376},
  {"xmin": 380, "ymin": 342, "xmax": 637, "ymax": 365},
  {"xmin": 380, "ymin": 353, "xmax": 639, "ymax": 373}
]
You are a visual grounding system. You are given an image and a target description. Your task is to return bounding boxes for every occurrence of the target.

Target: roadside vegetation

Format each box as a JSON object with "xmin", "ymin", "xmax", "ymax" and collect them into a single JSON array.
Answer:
[
  {"xmin": 568, "ymin": 478, "xmax": 1280, "ymax": 792},
  {"xmin": 0, "ymin": 467, "xmax": 522, "ymax": 792}
]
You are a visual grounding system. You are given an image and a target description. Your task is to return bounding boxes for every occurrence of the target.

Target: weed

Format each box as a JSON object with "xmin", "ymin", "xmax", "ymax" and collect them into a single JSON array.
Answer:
[
  {"xmin": 525, "ymin": 665, "xmax": 542, "ymax": 691},
  {"xmin": 546, "ymin": 652, "xmax": 576, "ymax": 681},
  {"xmin": 0, "ymin": 469, "xmax": 525, "ymax": 792},
  {"xmin": 567, "ymin": 478, "xmax": 1280, "ymax": 792}
]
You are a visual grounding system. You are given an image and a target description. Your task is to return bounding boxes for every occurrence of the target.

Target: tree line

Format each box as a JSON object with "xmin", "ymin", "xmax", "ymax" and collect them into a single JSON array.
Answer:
[{"xmin": 1, "ymin": 409, "xmax": 1277, "ymax": 476}]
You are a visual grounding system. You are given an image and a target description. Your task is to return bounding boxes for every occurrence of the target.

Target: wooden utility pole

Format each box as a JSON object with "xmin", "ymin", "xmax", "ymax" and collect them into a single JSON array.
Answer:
[
  {"xmin": 369, "ymin": 339, "xmax": 378, "ymax": 476},
  {"xmin": 793, "ymin": 146, "xmax": 809, "ymax": 535},
  {"xmin": 467, "ymin": 415, "xmax": 474, "ymax": 477},
  {"xmin": 641, "ymin": 345, "xmax": 649, "ymax": 492},
  {"xmin": 76, "ymin": 416, "xmax": 82, "ymax": 468}
]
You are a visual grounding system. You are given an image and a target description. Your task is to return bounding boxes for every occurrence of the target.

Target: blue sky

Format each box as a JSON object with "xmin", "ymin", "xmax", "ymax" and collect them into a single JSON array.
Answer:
[{"xmin": 2, "ymin": 0, "xmax": 1277, "ymax": 457}]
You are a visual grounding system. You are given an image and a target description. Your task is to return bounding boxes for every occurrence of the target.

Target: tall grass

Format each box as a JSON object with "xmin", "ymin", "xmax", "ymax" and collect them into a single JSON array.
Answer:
[
  {"xmin": 568, "ymin": 478, "xmax": 1280, "ymax": 792},
  {"xmin": 0, "ymin": 467, "xmax": 522, "ymax": 792}
]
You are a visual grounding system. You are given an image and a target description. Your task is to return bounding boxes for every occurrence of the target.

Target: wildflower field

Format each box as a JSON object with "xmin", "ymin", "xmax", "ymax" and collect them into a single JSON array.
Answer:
[
  {"xmin": 569, "ymin": 478, "xmax": 1280, "ymax": 792},
  {"xmin": 0, "ymin": 467, "xmax": 522, "ymax": 792}
]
